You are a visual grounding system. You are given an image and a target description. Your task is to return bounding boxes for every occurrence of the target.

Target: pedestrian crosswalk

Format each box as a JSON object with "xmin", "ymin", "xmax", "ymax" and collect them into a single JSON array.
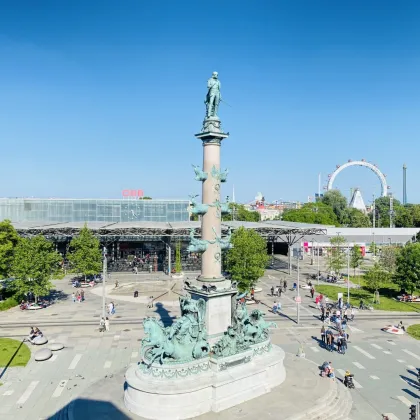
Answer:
[{"xmin": 306, "ymin": 334, "xmax": 420, "ymax": 418}]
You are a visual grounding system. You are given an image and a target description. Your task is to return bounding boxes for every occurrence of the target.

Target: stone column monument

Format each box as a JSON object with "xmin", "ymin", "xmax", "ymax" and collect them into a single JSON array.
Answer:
[
  {"xmin": 124, "ymin": 73, "xmax": 285, "ymax": 420},
  {"xmin": 187, "ymin": 71, "xmax": 235, "ymax": 344}
]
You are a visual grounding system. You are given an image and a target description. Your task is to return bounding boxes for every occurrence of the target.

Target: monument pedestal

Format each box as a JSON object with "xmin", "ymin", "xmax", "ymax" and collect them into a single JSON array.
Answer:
[
  {"xmin": 124, "ymin": 343, "xmax": 286, "ymax": 420},
  {"xmin": 189, "ymin": 288, "xmax": 236, "ymax": 345}
]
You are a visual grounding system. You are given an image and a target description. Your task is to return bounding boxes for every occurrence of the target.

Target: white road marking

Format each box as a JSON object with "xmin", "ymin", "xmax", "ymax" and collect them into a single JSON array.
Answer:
[
  {"xmin": 47, "ymin": 354, "xmax": 58, "ymax": 362},
  {"xmin": 370, "ymin": 375, "xmax": 380, "ymax": 380},
  {"xmin": 352, "ymin": 378, "xmax": 363, "ymax": 389},
  {"xmin": 387, "ymin": 341, "xmax": 396, "ymax": 346},
  {"xmin": 310, "ymin": 346, "xmax": 320, "ymax": 353},
  {"xmin": 3, "ymin": 390, "xmax": 14, "ymax": 396},
  {"xmin": 337, "ymin": 369, "xmax": 363, "ymax": 388},
  {"xmin": 68, "ymin": 354, "xmax": 82, "ymax": 370},
  {"xmin": 397, "ymin": 395, "xmax": 412, "ymax": 407},
  {"xmin": 16, "ymin": 381, "xmax": 39, "ymax": 405},
  {"xmin": 348, "ymin": 325, "xmax": 364, "ymax": 333},
  {"xmin": 352, "ymin": 362, "xmax": 365, "ymax": 369},
  {"xmin": 396, "ymin": 359, "xmax": 406, "ymax": 363},
  {"xmin": 371, "ymin": 343, "xmax": 383, "ymax": 350},
  {"xmin": 403, "ymin": 349, "xmax": 420, "ymax": 361},
  {"xmin": 407, "ymin": 365, "xmax": 416, "ymax": 370},
  {"xmin": 104, "ymin": 361, "xmax": 112, "ymax": 369},
  {"xmin": 384, "ymin": 351, "xmax": 392, "ymax": 355},
  {"xmin": 52, "ymin": 380, "xmax": 68, "ymax": 398},
  {"xmin": 353, "ymin": 346, "xmax": 375, "ymax": 359},
  {"xmin": 131, "ymin": 351, "xmax": 138, "ymax": 358},
  {"xmin": 113, "ymin": 335, "xmax": 120, "ymax": 341}
]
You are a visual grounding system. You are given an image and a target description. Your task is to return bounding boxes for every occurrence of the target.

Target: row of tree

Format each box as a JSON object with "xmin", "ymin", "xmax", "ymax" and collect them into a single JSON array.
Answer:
[
  {"xmin": 326, "ymin": 234, "xmax": 420, "ymax": 296},
  {"xmin": 0, "ymin": 220, "xmax": 102, "ymax": 302},
  {"xmin": 282, "ymin": 190, "xmax": 371, "ymax": 227},
  {"xmin": 282, "ymin": 189, "xmax": 420, "ymax": 228}
]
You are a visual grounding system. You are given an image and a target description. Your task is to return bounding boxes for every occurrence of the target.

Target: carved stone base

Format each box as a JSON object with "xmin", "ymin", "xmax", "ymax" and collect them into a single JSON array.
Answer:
[
  {"xmin": 189, "ymin": 288, "xmax": 236, "ymax": 345},
  {"xmin": 124, "ymin": 344, "xmax": 286, "ymax": 420}
]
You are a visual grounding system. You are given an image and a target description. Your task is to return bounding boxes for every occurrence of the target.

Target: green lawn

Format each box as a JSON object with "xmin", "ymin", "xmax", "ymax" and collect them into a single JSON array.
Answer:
[
  {"xmin": 0, "ymin": 297, "xmax": 18, "ymax": 311},
  {"xmin": 0, "ymin": 338, "xmax": 31, "ymax": 367},
  {"xmin": 407, "ymin": 324, "xmax": 420, "ymax": 340},
  {"xmin": 315, "ymin": 284, "xmax": 420, "ymax": 313}
]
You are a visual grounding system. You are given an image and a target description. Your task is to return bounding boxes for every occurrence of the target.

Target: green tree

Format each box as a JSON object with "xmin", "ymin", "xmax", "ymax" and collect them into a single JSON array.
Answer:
[
  {"xmin": 0, "ymin": 220, "xmax": 21, "ymax": 279},
  {"xmin": 342, "ymin": 208, "xmax": 371, "ymax": 227},
  {"xmin": 394, "ymin": 243, "xmax": 420, "ymax": 294},
  {"xmin": 326, "ymin": 235, "xmax": 347, "ymax": 275},
  {"xmin": 225, "ymin": 227, "xmax": 269, "ymax": 291},
  {"xmin": 364, "ymin": 262, "xmax": 390, "ymax": 302},
  {"xmin": 395, "ymin": 206, "xmax": 414, "ymax": 227},
  {"xmin": 379, "ymin": 246, "xmax": 399, "ymax": 274},
  {"xmin": 282, "ymin": 202, "xmax": 338, "ymax": 226},
  {"xmin": 409, "ymin": 204, "xmax": 420, "ymax": 227},
  {"xmin": 369, "ymin": 242, "xmax": 380, "ymax": 256},
  {"xmin": 175, "ymin": 242, "xmax": 182, "ymax": 273},
  {"xmin": 222, "ymin": 203, "xmax": 260, "ymax": 222},
  {"xmin": 372, "ymin": 196, "xmax": 403, "ymax": 228},
  {"xmin": 67, "ymin": 225, "xmax": 102, "ymax": 281},
  {"xmin": 349, "ymin": 245, "xmax": 364, "ymax": 277},
  {"xmin": 11, "ymin": 235, "xmax": 62, "ymax": 302},
  {"xmin": 321, "ymin": 190, "xmax": 348, "ymax": 224}
]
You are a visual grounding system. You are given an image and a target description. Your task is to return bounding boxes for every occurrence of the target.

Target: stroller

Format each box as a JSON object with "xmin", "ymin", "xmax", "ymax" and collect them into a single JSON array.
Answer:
[{"xmin": 344, "ymin": 372, "xmax": 355, "ymax": 389}]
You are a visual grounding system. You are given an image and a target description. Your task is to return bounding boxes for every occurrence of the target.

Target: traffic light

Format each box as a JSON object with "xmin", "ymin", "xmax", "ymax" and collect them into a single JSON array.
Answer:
[{"xmin": 409, "ymin": 404, "xmax": 418, "ymax": 420}]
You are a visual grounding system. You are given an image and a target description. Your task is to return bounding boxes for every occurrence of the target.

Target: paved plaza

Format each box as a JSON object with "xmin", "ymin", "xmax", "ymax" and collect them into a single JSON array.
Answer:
[{"xmin": 0, "ymin": 257, "xmax": 419, "ymax": 420}]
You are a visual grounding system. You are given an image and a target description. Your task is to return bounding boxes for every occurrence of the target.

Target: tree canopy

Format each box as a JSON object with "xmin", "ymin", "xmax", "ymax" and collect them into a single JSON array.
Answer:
[
  {"xmin": 379, "ymin": 246, "xmax": 399, "ymax": 274},
  {"xmin": 394, "ymin": 243, "xmax": 420, "ymax": 294},
  {"xmin": 282, "ymin": 202, "xmax": 338, "ymax": 226},
  {"xmin": 222, "ymin": 203, "xmax": 260, "ymax": 222},
  {"xmin": 225, "ymin": 227, "xmax": 269, "ymax": 291},
  {"xmin": 342, "ymin": 208, "xmax": 371, "ymax": 228},
  {"xmin": 326, "ymin": 235, "xmax": 347, "ymax": 275},
  {"xmin": 67, "ymin": 225, "xmax": 102, "ymax": 280},
  {"xmin": 364, "ymin": 263, "xmax": 390, "ymax": 302},
  {"xmin": 349, "ymin": 245, "xmax": 364, "ymax": 276},
  {"xmin": 11, "ymin": 235, "xmax": 62, "ymax": 302},
  {"xmin": 0, "ymin": 220, "xmax": 21, "ymax": 279},
  {"xmin": 321, "ymin": 190, "xmax": 348, "ymax": 224}
]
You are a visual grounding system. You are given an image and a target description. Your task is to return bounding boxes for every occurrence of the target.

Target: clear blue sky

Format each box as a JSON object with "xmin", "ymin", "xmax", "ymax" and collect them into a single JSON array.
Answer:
[{"xmin": 1, "ymin": 1, "xmax": 419, "ymax": 205}]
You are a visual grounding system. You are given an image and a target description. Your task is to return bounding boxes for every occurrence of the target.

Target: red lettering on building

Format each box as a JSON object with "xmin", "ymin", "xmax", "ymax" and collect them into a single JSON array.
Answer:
[{"xmin": 122, "ymin": 190, "xmax": 144, "ymax": 197}]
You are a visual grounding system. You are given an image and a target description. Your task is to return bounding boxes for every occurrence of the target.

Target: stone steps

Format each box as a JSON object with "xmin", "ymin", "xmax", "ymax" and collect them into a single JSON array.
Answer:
[{"xmin": 286, "ymin": 375, "xmax": 352, "ymax": 420}]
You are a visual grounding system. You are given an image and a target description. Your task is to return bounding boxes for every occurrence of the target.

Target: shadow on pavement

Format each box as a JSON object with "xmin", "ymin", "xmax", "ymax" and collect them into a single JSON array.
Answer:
[
  {"xmin": 402, "ymin": 387, "xmax": 420, "ymax": 400},
  {"xmin": 400, "ymin": 375, "xmax": 420, "ymax": 391},
  {"xmin": 49, "ymin": 399, "xmax": 131, "ymax": 420},
  {"xmin": 153, "ymin": 302, "xmax": 176, "ymax": 327}
]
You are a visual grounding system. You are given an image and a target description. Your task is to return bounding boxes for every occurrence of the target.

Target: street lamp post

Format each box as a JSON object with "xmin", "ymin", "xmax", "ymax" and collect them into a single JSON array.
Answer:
[
  {"xmin": 296, "ymin": 248, "xmax": 302, "ymax": 324},
  {"xmin": 311, "ymin": 238, "xmax": 314, "ymax": 265},
  {"xmin": 315, "ymin": 240, "xmax": 320, "ymax": 285},
  {"xmin": 102, "ymin": 246, "xmax": 107, "ymax": 319},
  {"xmin": 347, "ymin": 244, "xmax": 350, "ymax": 304}
]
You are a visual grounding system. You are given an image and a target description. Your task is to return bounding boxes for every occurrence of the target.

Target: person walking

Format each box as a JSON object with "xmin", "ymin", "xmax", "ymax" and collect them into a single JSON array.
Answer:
[
  {"xmin": 283, "ymin": 280, "xmax": 287, "ymax": 292},
  {"xmin": 81, "ymin": 289, "xmax": 85, "ymax": 302},
  {"xmin": 321, "ymin": 325, "xmax": 326, "ymax": 345},
  {"xmin": 105, "ymin": 317, "xmax": 110, "ymax": 331},
  {"xmin": 320, "ymin": 306, "xmax": 325, "ymax": 322},
  {"xmin": 270, "ymin": 286, "xmax": 274, "ymax": 296},
  {"xmin": 310, "ymin": 286, "xmax": 315, "ymax": 299},
  {"xmin": 343, "ymin": 307, "xmax": 348, "ymax": 321},
  {"xmin": 72, "ymin": 292, "xmax": 76, "ymax": 303},
  {"xmin": 272, "ymin": 301, "xmax": 278, "ymax": 314},
  {"xmin": 99, "ymin": 317, "xmax": 106, "ymax": 332}
]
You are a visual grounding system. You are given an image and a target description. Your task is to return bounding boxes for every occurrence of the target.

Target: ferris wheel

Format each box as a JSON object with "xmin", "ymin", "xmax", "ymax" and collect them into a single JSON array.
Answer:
[{"xmin": 326, "ymin": 159, "xmax": 390, "ymax": 197}]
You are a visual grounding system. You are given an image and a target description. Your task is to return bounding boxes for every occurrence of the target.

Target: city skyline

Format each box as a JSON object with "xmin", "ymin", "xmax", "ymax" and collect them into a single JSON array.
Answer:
[{"xmin": 0, "ymin": 1, "xmax": 419, "ymax": 203}]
